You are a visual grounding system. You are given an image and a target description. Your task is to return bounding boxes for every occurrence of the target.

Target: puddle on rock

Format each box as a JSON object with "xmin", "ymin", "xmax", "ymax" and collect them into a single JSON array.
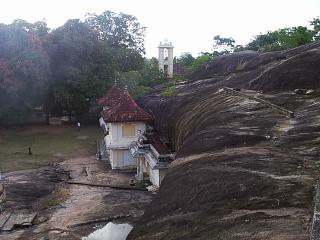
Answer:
[{"xmin": 82, "ymin": 222, "xmax": 133, "ymax": 240}]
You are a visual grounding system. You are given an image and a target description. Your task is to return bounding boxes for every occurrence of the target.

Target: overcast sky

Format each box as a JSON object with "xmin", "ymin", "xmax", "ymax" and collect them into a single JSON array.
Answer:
[{"xmin": 0, "ymin": 0, "xmax": 319, "ymax": 58}]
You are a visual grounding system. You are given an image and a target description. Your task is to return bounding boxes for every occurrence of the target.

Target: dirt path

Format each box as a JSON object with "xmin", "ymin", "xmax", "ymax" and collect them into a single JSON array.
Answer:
[{"xmin": 0, "ymin": 156, "xmax": 153, "ymax": 239}]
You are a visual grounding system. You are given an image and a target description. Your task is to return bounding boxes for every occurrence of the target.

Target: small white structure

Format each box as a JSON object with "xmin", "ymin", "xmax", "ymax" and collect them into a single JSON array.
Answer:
[
  {"xmin": 130, "ymin": 131, "xmax": 175, "ymax": 187},
  {"xmin": 98, "ymin": 85, "xmax": 153, "ymax": 170},
  {"xmin": 158, "ymin": 39, "xmax": 174, "ymax": 78}
]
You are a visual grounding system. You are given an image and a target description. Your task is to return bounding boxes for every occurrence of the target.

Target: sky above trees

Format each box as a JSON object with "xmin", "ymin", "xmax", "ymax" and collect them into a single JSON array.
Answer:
[{"xmin": 0, "ymin": 0, "xmax": 319, "ymax": 57}]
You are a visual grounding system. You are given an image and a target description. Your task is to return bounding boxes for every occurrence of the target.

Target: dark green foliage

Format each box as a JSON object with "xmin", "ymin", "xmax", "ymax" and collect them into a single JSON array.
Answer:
[
  {"xmin": 111, "ymin": 48, "xmax": 144, "ymax": 72},
  {"xmin": 175, "ymin": 52, "xmax": 195, "ymax": 67},
  {"xmin": 160, "ymin": 86, "xmax": 176, "ymax": 97},
  {"xmin": 174, "ymin": 52, "xmax": 217, "ymax": 76},
  {"xmin": 45, "ymin": 14, "xmax": 147, "ymax": 119},
  {"xmin": 310, "ymin": 17, "xmax": 320, "ymax": 40},
  {"xmin": 85, "ymin": 10, "xmax": 146, "ymax": 54},
  {"xmin": 0, "ymin": 20, "xmax": 51, "ymax": 124},
  {"xmin": 0, "ymin": 11, "xmax": 148, "ymax": 125},
  {"xmin": 246, "ymin": 31, "xmax": 277, "ymax": 51},
  {"xmin": 213, "ymin": 35, "xmax": 235, "ymax": 52},
  {"xmin": 116, "ymin": 58, "xmax": 166, "ymax": 99},
  {"xmin": 44, "ymin": 19, "xmax": 110, "ymax": 118},
  {"xmin": 188, "ymin": 54, "xmax": 213, "ymax": 72},
  {"xmin": 173, "ymin": 36, "xmax": 237, "ymax": 77},
  {"xmin": 246, "ymin": 25, "xmax": 315, "ymax": 52}
]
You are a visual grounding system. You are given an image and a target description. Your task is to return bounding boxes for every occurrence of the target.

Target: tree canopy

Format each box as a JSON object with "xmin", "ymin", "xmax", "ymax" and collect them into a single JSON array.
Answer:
[
  {"xmin": 85, "ymin": 10, "xmax": 146, "ymax": 55},
  {"xmin": 246, "ymin": 26, "xmax": 314, "ymax": 51},
  {"xmin": 212, "ymin": 35, "xmax": 235, "ymax": 53},
  {"xmin": 0, "ymin": 10, "xmax": 163, "ymax": 124}
]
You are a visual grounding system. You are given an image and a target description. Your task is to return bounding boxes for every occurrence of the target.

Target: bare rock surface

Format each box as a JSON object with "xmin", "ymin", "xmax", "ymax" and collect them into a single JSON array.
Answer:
[
  {"xmin": 2, "ymin": 166, "xmax": 68, "ymax": 211},
  {"xmin": 129, "ymin": 42, "xmax": 320, "ymax": 239},
  {"xmin": 0, "ymin": 157, "xmax": 152, "ymax": 239}
]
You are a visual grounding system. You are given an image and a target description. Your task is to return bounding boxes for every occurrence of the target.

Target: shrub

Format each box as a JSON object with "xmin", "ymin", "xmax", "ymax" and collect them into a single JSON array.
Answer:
[
  {"xmin": 45, "ymin": 198, "xmax": 60, "ymax": 208},
  {"xmin": 160, "ymin": 86, "xmax": 177, "ymax": 97}
]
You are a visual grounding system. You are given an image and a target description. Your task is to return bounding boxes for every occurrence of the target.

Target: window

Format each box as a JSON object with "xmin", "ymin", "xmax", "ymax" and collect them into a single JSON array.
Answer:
[
  {"xmin": 164, "ymin": 48, "xmax": 168, "ymax": 60},
  {"xmin": 122, "ymin": 124, "xmax": 135, "ymax": 137}
]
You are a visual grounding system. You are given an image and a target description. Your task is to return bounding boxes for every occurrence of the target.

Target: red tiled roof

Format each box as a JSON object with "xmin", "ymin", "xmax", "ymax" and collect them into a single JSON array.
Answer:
[
  {"xmin": 96, "ymin": 85, "xmax": 125, "ymax": 107},
  {"xmin": 101, "ymin": 90, "xmax": 154, "ymax": 123},
  {"xmin": 144, "ymin": 134, "xmax": 171, "ymax": 155}
]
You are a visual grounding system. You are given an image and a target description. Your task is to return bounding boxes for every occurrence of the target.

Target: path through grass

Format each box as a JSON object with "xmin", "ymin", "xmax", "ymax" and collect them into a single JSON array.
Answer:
[{"xmin": 0, "ymin": 124, "xmax": 102, "ymax": 172}]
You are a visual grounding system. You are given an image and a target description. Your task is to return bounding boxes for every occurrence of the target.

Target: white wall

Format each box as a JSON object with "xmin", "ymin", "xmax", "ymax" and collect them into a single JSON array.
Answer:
[
  {"xmin": 108, "ymin": 122, "xmax": 146, "ymax": 147},
  {"xmin": 149, "ymin": 168, "xmax": 160, "ymax": 187},
  {"xmin": 149, "ymin": 168, "xmax": 167, "ymax": 187},
  {"xmin": 136, "ymin": 156, "xmax": 168, "ymax": 187},
  {"xmin": 159, "ymin": 169, "xmax": 168, "ymax": 185},
  {"xmin": 102, "ymin": 121, "xmax": 146, "ymax": 169},
  {"xmin": 110, "ymin": 149, "xmax": 136, "ymax": 169},
  {"xmin": 136, "ymin": 157, "xmax": 146, "ymax": 180}
]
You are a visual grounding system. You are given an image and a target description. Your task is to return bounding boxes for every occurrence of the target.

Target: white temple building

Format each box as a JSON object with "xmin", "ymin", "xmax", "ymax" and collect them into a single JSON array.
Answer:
[
  {"xmin": 97, "ymin": 85, "xmax": 175, "ymax": 187},
  {"xmin": 97, "ymin": 85, "xmax": 153, "ymax": 170}
]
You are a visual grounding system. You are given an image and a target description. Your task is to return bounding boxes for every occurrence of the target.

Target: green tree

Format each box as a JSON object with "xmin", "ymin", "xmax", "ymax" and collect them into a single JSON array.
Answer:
[
  {"xmin": 0, "ymin": 19, "xmax": 51, "ymax": 124},
  {"xmin": 246, "ymin": 26, "xmax": 314, "ymax": 52},
  {"xmin": 246, "ymin": 31, "xmax": 276, "ymax": 51},
  {"xmin": 85, "ymin": 10, "xmax": 146, "ymax": 54},
  {"xmin": 10, "ymin": 19, "xmax": 49, "ymax": 37},
  {"xmin": 310, "ymin": 17, "xmax": 320, "ymax": 40},
  {"xmin": 11, "ymin": 49, "xmax": 51, "ymax": 105},
  {"xmin": 111, "ymin": 48, "xmax": 144, "ymax": 72},
  {"xmin": 139, "ymin": 58, "xmax": 165, "ymax": 86},
  {"xmin": 115, "ymin": 58, "xmax": 166, "ymax": 98},
  {"xmin": 213, "ymin": 35, "xmax": 235, "ymax": 53},
  {"xmin": 85, "ymin": 11, "xmax": 145, "ymax": 72},
  {"xmin": 0, "ymin": 21, "xmax": 50, "ymax": 101},
  {"xmin": 189, "ymin": 54, "xmax": 212, "ymax": 72},
  {"xmin": 46, "ymin": 14, "xmax": 146, "ymax": 119},
  {"xmin": 32, "ymin": 20, "xmax": 50, "ymax": 37},
  {"xmin": 176, "ymin": 52, "xmax": 195, "ymax": 66},
  {"xmin": 45, "ymin": 19, "xmax": 109, "ymax": 117},
  {"xmin": 115, "ymin": 71, "xmax": 149, "ymax": 98}
]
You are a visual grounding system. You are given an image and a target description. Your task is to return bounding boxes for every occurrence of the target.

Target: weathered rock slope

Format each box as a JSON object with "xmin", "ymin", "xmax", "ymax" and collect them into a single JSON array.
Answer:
[{"xmin": 128, "ymin": 42, "xmax": 320, "ymax": 239}]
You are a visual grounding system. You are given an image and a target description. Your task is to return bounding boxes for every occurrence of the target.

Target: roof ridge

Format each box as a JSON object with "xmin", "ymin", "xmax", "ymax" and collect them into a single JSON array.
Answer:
[{"xmin": 101, "ymin": 86, "xmax": 154, "ymax": 123}]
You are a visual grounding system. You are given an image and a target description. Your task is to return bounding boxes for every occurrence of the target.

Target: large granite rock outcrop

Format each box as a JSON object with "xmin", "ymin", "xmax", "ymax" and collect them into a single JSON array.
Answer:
[{"xmin": 129, "ymin": 42, "xmax": 320, "ymax": 240}]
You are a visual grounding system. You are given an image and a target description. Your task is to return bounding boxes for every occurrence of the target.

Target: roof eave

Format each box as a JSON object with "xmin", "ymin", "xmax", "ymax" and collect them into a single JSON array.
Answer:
[{"xmin": 102, "ymin": 118, "xmax": 154, "ymax": 123}]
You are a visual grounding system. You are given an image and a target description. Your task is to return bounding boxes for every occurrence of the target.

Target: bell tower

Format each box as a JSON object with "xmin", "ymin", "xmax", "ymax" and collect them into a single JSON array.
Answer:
[{"xmin": 158, "ymin": 39, "xmax": 174, "ymax": 78}]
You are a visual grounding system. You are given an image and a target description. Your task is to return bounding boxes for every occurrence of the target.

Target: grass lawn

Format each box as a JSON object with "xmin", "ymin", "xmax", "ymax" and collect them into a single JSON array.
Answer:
[{"xmin": 0, "ymin": 124, "xmax": 103, "ymax": 172}]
